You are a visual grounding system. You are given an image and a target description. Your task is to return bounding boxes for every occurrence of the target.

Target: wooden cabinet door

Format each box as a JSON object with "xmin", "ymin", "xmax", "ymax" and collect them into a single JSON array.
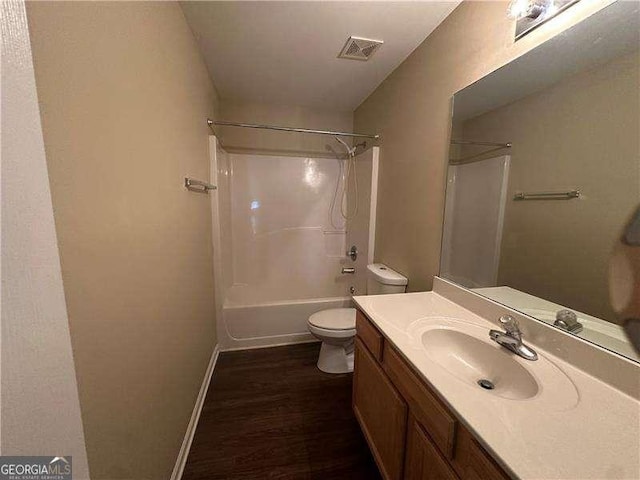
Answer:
[
  {"xmin": 463, "ymin": 439, "xmax": 511, "ymax": 480},
  {"xmin": 353, "ymin": 338, "xmax": 408, "ymax": 480},
  {"xmin": 404, "ymin": 417, "xmax": 459, "ymax": 480},
  {"xmin": 383, "ymin": 344, "xmax": 457, "ymax": 459}
]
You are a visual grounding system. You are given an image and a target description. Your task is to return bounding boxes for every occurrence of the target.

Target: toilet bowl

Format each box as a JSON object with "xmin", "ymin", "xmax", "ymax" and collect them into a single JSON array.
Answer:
[
  {"xmin": 308, "ymin": 308, "xmax": 357, "ymax": 374},
  {"xmin": 307, "ymin": 263, "xmax": 408, "ymax": 374}
]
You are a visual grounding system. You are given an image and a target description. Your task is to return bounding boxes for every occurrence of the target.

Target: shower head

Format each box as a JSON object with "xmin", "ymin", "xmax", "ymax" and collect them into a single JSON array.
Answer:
[{"xmin": 334, "ymin": 136, "xmax": 356, "ymax": 157}]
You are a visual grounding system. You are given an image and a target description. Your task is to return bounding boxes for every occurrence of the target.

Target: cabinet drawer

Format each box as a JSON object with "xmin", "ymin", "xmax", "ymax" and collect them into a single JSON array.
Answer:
[
  {"xmin": 356, "ymin": 309, "xmax": 384, "ymax": 361},
  {"xmin": 383, "ymin": 343, "xmax": 457, "ymax": 459}
]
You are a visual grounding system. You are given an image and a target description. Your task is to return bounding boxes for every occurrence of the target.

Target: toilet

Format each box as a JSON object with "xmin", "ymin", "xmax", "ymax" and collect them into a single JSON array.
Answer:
[{"xmin": 307, "ymin": 263, "xmax": 408, "ymax": 373}]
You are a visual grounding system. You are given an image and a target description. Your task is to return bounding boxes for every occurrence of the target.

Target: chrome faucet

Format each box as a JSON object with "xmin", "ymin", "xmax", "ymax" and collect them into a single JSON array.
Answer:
[
  {"xmin": 489, "ymin": 315, "xmax": 538, "ymax": 361},
  {"xmin": 554, "ymin": 309, "xmax": 583, "ymax": 334}
]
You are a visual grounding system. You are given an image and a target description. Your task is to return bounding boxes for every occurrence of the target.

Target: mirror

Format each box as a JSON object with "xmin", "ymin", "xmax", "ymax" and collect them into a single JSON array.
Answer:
[{"xmin": 441, "ymin": 0, "xmax": 640, "ymax": 362}]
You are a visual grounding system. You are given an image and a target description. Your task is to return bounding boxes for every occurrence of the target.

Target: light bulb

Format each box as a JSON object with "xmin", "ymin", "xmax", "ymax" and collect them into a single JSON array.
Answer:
[{"xmin": 507, "ymin": 0, "xmax": 548, "ymax": 20}]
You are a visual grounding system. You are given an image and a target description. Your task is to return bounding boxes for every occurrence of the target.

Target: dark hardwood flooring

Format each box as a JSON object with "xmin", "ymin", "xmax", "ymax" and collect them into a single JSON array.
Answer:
[{"xmin": 182, "ymin": 342, "xmax": 381, "ymax": 480}]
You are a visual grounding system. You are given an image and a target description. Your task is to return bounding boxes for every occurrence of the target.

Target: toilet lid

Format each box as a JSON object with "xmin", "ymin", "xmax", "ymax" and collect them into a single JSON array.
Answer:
[{"xmin": 308, "ymin": 308, "xmax": 356, "ymax": 330}]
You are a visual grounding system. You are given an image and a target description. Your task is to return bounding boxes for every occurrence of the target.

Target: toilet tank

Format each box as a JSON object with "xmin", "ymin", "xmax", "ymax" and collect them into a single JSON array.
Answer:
[{"xmin": 366, "ymin": 263, "xmax": 408, "ymax": 295}]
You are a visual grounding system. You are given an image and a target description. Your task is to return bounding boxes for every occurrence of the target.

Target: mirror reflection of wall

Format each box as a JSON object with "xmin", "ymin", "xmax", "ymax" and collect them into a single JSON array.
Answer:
[
  {"xmin": 467, "ymin": 51, "xmax": 638, "ymax": 322},
  {"xmin": 443, "ymin": 0, "xmax": 640, "ymax": 362}
]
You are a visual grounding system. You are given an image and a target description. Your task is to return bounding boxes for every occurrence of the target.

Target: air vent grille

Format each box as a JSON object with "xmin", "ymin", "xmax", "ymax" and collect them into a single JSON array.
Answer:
[{"xmin": 338, "ymin": 36, "xmax": 383, "ymax": 61}]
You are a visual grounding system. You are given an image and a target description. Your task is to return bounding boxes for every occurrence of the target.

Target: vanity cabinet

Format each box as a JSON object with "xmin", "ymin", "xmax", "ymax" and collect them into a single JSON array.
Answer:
[
  {"xmin": 353, "ymin": 310, "xmax": 511, "ymax": 480},
  {"xmin": 353, "ymin": 338, "xmax": 407, "ymax": 480}
]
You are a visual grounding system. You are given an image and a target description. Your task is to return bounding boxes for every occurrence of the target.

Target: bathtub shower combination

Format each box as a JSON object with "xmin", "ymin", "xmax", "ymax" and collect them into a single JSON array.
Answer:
[{"xmin": 209, "ymin": 136, "xmax": 380, "ymax": 350}]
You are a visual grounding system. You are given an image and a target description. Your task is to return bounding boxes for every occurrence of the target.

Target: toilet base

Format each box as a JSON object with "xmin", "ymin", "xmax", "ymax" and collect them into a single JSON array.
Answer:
[{"xmin": 317, "ymin": 340, "xmax": 354, "ymax": 374}]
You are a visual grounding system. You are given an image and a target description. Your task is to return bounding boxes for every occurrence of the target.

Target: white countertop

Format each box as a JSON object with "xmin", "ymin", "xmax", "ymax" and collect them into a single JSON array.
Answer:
[{"xmin": 353, "ymin": 291, "xmax": 640, "ymax": 480}]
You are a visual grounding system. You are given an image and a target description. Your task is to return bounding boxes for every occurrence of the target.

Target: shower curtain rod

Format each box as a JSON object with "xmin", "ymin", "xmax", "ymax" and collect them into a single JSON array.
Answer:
[
  {"xmin": 449, "ymin": 139, "xmax": 512, "ymax": 164},
  {"xmin": 207, "ymin": 119, "xmax": 380, "ymax": 140}
]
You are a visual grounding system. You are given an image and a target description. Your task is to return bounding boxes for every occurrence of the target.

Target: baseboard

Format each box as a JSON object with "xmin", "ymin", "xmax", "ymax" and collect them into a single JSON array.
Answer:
[
  {"xmin": 170, "ymin": 344, "xmax": 220, "ymax": 480},
  {"xmin": 221, "ymin": 337, "xmax": 320, "ymax": 352}
]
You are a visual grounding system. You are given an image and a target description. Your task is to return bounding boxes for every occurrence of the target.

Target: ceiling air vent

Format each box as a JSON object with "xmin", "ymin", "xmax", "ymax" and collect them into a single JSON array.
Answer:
[{"xmin": 338, "ymin": 36, "xmax": 383, "ymax": 61}]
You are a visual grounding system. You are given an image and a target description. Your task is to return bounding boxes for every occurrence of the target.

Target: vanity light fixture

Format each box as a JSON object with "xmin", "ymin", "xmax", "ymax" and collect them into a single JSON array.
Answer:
[
  {"xmin": 507, "ymin": 0, "xmax": 547, "ymax": 20},
  {"xmin": 508, "ymin": 0, "xmax": 581, "ymax": 40}
]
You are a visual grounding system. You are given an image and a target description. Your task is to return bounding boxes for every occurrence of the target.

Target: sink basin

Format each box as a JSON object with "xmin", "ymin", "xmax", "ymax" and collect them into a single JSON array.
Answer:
[
  {"xmin": 421, "ymin": 328, "xmax": 539, "ymax": 400},
  {"xmin": 405, "ymin": 316, "xmax": 579, "ymax": 409}
]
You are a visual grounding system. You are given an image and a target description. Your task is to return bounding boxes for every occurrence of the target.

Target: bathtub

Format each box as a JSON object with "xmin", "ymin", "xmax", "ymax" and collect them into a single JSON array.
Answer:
[{"xmin": 219, "ymin": 295, "xmax": 353, "ymax": 351}]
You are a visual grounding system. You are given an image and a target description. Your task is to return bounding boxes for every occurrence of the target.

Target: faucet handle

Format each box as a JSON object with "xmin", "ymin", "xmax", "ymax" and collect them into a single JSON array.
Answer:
[
  {"xmin": 499, "ymin": 315, "xmax": 520, "ymax": 335},
  {"xmin": 556, "ymin": 309, "xmax": 577, "ymax": 323}
]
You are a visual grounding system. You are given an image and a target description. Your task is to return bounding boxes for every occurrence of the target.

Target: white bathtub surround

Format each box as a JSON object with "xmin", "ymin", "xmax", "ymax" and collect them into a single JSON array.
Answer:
[
  {"xmin": 345, "ymin": 147, "xmax": 379, "ymax": 296},
  {"xmin": 209, "ymin": 137, "xmax": 380, "ymax": 350},
  {"xmin": 440, "ymin": 155, "xmax": 510, "ymax": 288},
  {"xmin": 209, "ymin": 137, "xmax": 228, "ymax": 339},
  {"xmin": 353, "ymin": 283, "xmax": 639, "ymax": 479},
  {"xmin": 229, "ymin": 153, "xmax": 347, "ymax": 300}
]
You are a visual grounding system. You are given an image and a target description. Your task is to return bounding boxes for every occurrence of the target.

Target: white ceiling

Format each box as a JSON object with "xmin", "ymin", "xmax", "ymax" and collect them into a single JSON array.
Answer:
[{"xmin": 180, "ymin": 1, "xmax": 461, "ymax": 111}]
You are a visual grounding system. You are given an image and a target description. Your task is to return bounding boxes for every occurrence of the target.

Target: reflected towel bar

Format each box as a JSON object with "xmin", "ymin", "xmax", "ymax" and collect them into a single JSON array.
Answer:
[
  {"xmin": 513, "ymin": 190, "xmax": 580, "ymax": 200},
  {"xmin": 451, "ymin": 140, "xmax": 512, "ymax": 148},
  {"xmin": 185, "ymin": 177, "xmax": 217, "ymax": 193}
]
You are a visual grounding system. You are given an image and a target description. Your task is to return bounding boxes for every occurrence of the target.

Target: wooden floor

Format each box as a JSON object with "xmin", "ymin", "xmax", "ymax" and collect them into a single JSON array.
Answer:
[{"xmin": 182, "ymin": 342, "xmax": 381, "ymax": 480}]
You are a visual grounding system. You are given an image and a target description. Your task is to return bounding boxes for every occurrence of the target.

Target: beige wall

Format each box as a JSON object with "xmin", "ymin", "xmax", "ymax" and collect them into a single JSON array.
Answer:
[
  {"xmin": 354, "ymin": 0, "xmax": 614, "ymax": 292},
  {"xmin": 462, "ymin": 52, "xmax": 639, "ymax": 323},
  {"xmin": 1, "ymin": 1, "xmax": 89, "ymax": 476},
  {"xmin": 27, "ymin": 2, "xmax": 218, "ymax": 479},
  {"xmin": 219, "ymin": 100, "xmax": 353, "ymax": 157}
]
